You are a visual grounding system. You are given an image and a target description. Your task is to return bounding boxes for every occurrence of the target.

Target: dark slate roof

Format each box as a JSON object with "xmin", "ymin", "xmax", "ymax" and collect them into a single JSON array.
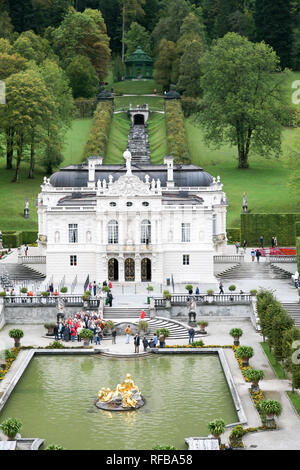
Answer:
[
  {"xmin": 125, "ymin": 46, "xmax": 153, "ymax": 64},
  {"xmin": 49, "ymin": 163, "xmax": 214, "ymax": 188},
  {"xmin": 162, "ymin": 193, "xmax": 204, "ymax": 205}
]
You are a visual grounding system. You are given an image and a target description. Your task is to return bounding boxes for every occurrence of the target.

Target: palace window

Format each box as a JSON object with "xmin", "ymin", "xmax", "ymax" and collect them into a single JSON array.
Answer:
[
  {"xmin": 181, "ymin": 223, "xmax": 190, "ymax": 242},
  {"xmin": 109, "ymin": 202, "xmax": 117, "ymax": 207},
  {"xmin": 70, "ymin": 255, "xmax": 77, "ymax": 266},
  {"xmin": 141, "ymin": 220, "xmax": 151, "ymax": 244},
  {"xmin": 108, "ymin": 220, "xmax": 118, "ymax": 244},
  {"xmin": 68, "ymin": 224, "xmax": 78, "ymax": 243},
  {"xmin": 142, "ymin": 201, "xmax": 149, "ymax": 206},
  {"xmin": 126, "ymin": 202, "xmax": 133, "ymax": 207},
  {"xmin": 183, "ymin": 255, "xmax": 190, "ymax": 265}
]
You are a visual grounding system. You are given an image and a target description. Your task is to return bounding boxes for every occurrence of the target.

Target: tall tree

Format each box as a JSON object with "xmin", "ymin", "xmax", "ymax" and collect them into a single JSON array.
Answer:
[
  {"xmin": 52, "ymin": 8, "xmax": 111, "ymax": 80},
  {"xmin": 196, "ymin": 32, "xmax": 289, "ymax": 169},
  {"xmin": 177, "ymin": 40, "xmax": 203, "ymax": 97},
  {"xmin": 66, "ymin": 55, "xmax": 99, "ymax": 98},
  {"xmin": 0, "ymin": 0, "xmax": 14, "ymax": 39},
  {"xmin": 152, "ymin": 0, "xmax": 192, "ymax": 45},
  {"xmin": 124, "ymin": 21, "xmax": 153, "ymax": 57},
  {"xmin": 2, "ymin": 70, "xmax": 53, "ymax": 181},
  {"xmin": 255, "ymin": 0, "xmax": 293, "ymax": 68},
  {"xmin": 153, "ymin": 38, "xmax": 177, "ymax": 91},
  {"xmin": 13, "ymin": 30, "xmax": 56, "ymax": 64},
  {"xmin": 121, "ymin": 0, "xmax": 145, "ymax": 62}
]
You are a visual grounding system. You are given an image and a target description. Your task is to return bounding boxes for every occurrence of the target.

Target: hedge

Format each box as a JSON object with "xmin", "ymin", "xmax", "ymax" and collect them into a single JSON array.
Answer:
[
  {"xmin": 295, "ymin": 222, "xmax": 300, "ymax": 238},
  {"xmin": 241, "ymin": 214, "xmax": 300, "ymax": 246},
  {"xmin": 74, "ymin": 98, "xmax": 97, "ymax": 119},
  {"xmin": 297, "ymin": 237, "xmax": 300, "ymax": 271},
  {"xmin": 2, "ymin": 231, "xmax": 37, "ymax": 248},
  {"xmin": 165, "ymin": 100, "xmax": 190, "ymax": 164},
  {"xmin": 226, "ymin": 228, "xmax": 241, "ymax": 244},
  {"xmin": 83, "ymin": 101, "xmax": 113, "ymax": 159}
]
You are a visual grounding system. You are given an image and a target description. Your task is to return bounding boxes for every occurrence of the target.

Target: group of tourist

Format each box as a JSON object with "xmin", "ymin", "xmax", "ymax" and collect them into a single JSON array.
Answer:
[{"xmin": 53, "ymin": 311, "xmax": 111, "ymax": 344}]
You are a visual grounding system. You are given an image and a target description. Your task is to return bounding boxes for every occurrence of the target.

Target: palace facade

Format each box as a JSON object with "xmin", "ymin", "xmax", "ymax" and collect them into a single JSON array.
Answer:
[{"xmin": 37, "ymin": 152, "xmax": 227, "ymax": 286}]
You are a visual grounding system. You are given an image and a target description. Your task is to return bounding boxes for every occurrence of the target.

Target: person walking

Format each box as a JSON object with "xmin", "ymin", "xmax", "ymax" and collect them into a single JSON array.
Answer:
[
  {"xmin": 49, "ymin": 283, "xmax": 54, "ymax": 295},
  {"xmin": 111, "ymin": 327, "xmax": 117, "ymax": 344},
  {"xmin": 134, "ymin": 333, "xmax": 140, "ymax": 353},
  {"xmin": 271, "ymin": 236, "xmax": 275, "ymax": 248},
  {"xmin": 219, "ymin": 281, "xmax": 224, "ymax": 294},
  {"xmin": 235, "ymin": 241, "xmax": 240, "ymax": 254},
  {"xmin": 93, "ymin": 281, "xmax": 97, "ymax": 297},
  {"xmin": 140, "ymin": 310, "xmax": 146, "ymax": 319},
  {"xmin": 251, "ymin": 248, "xmax": 255, "ymax": 262},
  {"xmin": 274, "ymin": 236, "xmax": 277, "ymax": 247},
  {"xmin": 95, "ymin": 327, "xmax": 101, "ymax": 345},
  {"xmin": 125, "ymin": 325, "xmax": 131, "ymax": 344},
  {"xmin": 242, "ymin": 240, "xmax": 247, "ymax": 253},
  {"xmin": 88, "ymin": 282, "xmax": 92, "ymax": 294},
  {"xmin": 256, "ymin": 249, "xmax": 261, "ymax": 263},
  {"xmin": 260, "ymin": 235, "xmax": 264, "ymax": 248},
  {"xmin": 109, "ymin": 280, "xmax": 112, "ymax": 289},
  {"xmin": 188, "ymin": 327, "xmax": 195, "ymax": 344},
  {"xmin": 24, "ymin": 244, "xmax": 28, "ymax": 256}
]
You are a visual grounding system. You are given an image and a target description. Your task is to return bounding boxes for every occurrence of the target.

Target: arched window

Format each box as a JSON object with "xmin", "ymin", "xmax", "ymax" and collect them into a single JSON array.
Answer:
[
  {"xmin": 212, "ymin": 214, "xmax": 217, "ymax": 235},
  {"xmin": 108, "ymin": 220, "xmax": 118, "ymax": 244},
  {"xmin": 141, "ymin": 220, "xmax": 151, "ymax": 244}
]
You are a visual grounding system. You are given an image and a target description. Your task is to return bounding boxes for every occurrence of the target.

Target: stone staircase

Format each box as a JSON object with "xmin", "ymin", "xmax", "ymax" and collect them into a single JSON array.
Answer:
[
  {"xmin": 147, "ymin": 318, "xmax": 190, "ymax": 340},
  {"xmin": 281, "ymin": 302, "xmax": 300, "ymax": 327},
  {"xmin": 103, "ymin": 307, "xmax": 150, "ymax": 319},
  {"xmin": 0, "ymin": 263, "xmax": 46, "ymax": 281},
  {"xmin": 216, "ymin": 262, "xmax": 291, "ymax": 280},
  {"xmin": 127, "ymin": 124, "xmax": 150, "ymax": 164}
]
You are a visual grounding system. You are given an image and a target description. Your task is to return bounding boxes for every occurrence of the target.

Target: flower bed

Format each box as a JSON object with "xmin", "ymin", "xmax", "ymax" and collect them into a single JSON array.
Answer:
[{"xmin": 0, "ymin": 347, "xmax": 20, "ymax": 381}]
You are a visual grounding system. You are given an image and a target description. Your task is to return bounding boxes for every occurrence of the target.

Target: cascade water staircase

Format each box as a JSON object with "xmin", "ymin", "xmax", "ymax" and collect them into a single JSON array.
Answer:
[
  {"xmin": 281, "ymin": 302, "xmax": 300, "ymax": 328},
  {"xmin": 216, "ymin": 262, "xmax": 291, "ymax": 280}
]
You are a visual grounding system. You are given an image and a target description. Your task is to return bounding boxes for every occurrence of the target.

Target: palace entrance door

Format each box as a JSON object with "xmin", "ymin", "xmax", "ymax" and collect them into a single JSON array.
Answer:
[
  {"xmin": 125, "ymin": 258, "xmax": 135, "ymax": 281},
  {"xmin": 141, "ymin": 258, "xmax": 151, "ymax": 281},
  {"xmin": 108, "ymin": 258, "xmax": 119, "ymax": 281}
]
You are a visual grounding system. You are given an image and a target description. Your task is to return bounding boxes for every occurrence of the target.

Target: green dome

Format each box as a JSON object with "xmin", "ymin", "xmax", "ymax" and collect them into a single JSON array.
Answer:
[{"xmin": 125, "ymin": 46, "xmax": 153, "ymax": 64}]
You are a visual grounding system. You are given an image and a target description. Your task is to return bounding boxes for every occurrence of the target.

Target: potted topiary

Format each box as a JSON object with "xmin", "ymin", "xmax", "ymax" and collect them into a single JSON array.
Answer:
[
  {"xmin": 163, "ymin": 290, "xmax": 172, "ymax": 308},
  {"xmin": 257, "ymin": 399, "xmax": 282, "ymax": 428},
  {"xmin": 197, "ymin": 320, "xmax": 208, "ymax": 334},
  {"xmin": 235, "ymin": 345, "xmax": 254, "ymax": 367},
  {"xmin": 20, "ymin": 287, "xmax": 27, "ymax": 295},
  {"xmin": 229, "ymin": 328, "xmax": 243, "ymax": 346},
  {"xmin": 138, "ymin": 320, "xmax": 149, "ymax": 336},
  {"xmin": 60, "ymin": 286, "xmax": 68, "ymax": 294},
  {"xmin": 146, "ymin": 285, "xmax": 154, "ymax": 304},
  {"xmin": 155, "ymin": 328, "xmax": 170, "ymax": 347},
  {"xmin": 82, "ymin": 290, "xmax": 91, "ymax": 307},
  {"xmin": 229, "ymin": 425, "xmax": 245, "ymax": 448},
  {"xmin": 103, "ymin": 320, "xmax": 114, "ymax": 335},
  {"xmin": 44, "ymin": 322, "xmax": 56, "ymax": 336},
  {"xmin": 79, "ymin": 328, "xmax": 94, "ymax": 347},
  {"xmin": 0, "ymin": 417, "xmax": 22, "ymax": 440},
  {"xmin": 206, "ymin": 289, "xmax": 214, "ymax": 303},
  {"xmin": 244, "ymin": 369, "xmax": 264, "ymax": 393},
  {"xmin": 8, "ymin": 329, "xmax": 24, "ymax": 348},
  {"xmin": 207, "ymin": 418, "xmax": 225, "ymax": 443},
  {"xmin": 228, "ymin": 285, "xmax": 236, "ymax": 301},
  {"xmin": 250, "ymin": 289, "xmax": 257, "ymax": 296},
  {"xmin": 185, "ymin": 284, "xmax": 193, "ymax": 294},
  {"xmin": 0, "ymin": 291, "xmax": 6, "ymax": 297}
]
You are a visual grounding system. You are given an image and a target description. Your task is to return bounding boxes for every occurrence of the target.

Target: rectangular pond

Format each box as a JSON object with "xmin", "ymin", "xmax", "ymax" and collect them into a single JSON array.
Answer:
[{"xmin": 0, "ymin": 354, "xmax": 238, "ymax": 450}]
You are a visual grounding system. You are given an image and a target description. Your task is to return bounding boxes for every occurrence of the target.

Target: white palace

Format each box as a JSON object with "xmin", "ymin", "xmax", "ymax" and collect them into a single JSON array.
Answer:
[{"xmin": 37, "ymin": 150, "xmax": 228, "ymax": 287}]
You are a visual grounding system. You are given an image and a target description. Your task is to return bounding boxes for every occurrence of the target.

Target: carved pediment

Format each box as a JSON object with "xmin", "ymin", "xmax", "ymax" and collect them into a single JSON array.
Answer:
[{"xmin": 104, "ymin": 174, "xmax": 152, "ymax": 196}]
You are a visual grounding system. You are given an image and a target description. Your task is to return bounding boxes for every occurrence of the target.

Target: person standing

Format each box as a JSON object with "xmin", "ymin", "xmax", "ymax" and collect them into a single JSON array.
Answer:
[
  {"xmin": 111, "ymin": 327, "xmax": 117, "ymax": 344},
  {"xmin": 142, "ymin": 336, "xmax": 149, "ymax": 352},
  {"xmin": 242, "ymin": 240, "xmax": 247, "ymax": 253},
  {"xmin": 24, "ymin": 244, "xmax": 28, "ymax": 256},
  {"xmin": 274, "ymin": 236, "xmax": 277, "ymax": 247},
  {"xmin": 125, "ymin": 325, "xmax": 131, "ymax": 344},
  {"xmin": 140, "ymin": 310, "xmax": 145, "ymax": 319},
  {"xmin": 159, "ymin": 331, "xmax": 166, "ymax": 348},
  {"xmin": 256, "ymin": 249, "xmax": 261, "ymax": 263},
  {"xmin": 149, "ymin": 333, "xmax": 158, "ymax": 348},
  {"xmin": 188, "ymin": 327, "xmax": 195, "ymax": 344},
  {"xmin": 54, "ymin": 323, "xmax": 59, "ymax": 341},
  {"xmin": 93, "ymin": 281, "xmax": 97, "ymax": 297},
  {"xmin": 271, "ymin": 236, "xmax": 275, "ymax": 248},
  {"xmin": 260, "ymin": 235, "xmax": 264, "ymax": 248},
  {"xmin": 107, "ymin": 291, "xmax": 113, "ymax": 307},
  {"xmin": 134, "ymin": 333, "xmax": 140, "ymax": 353},
  {"xmin": 219, "ymin": 281, "xmax": 224, "ymax": 294},
  {"xmin": 251, "ymin": 248, "xmax": 255, "ymax": 262},
  {"xmin": 235, "ymin": 241, "xmax": 240, "ymax": 254}
]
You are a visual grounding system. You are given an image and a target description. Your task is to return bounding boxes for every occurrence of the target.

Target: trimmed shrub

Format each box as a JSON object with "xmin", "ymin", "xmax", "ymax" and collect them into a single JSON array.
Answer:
[
  {"xmin": 181, "ymin": 97, "xmax": 200, "ymax": 117},
  {"xmin": 0, "ymin": 417, "xmax": 22, "ymax": 439},
  {"xmin": 2, "ymin": 231, "xmax": 37, "ymax": 248},
  {"xmin": 226, "ymin": 228, "xmax": 241, "ymax": 244},
  {"xmin": 74, "ymin": 97, "xmax": 97, "ymax": 118},
  {"xmin": 241, "ymin": 213, "xmax": 300, "ymax": 246},
  {"xmin": 165, "ymin": 100, "xmax": 190, "ymax": 164},
  {"xmin": 83, "ymin": 101, "xmax": 113, "ymax": 159}
]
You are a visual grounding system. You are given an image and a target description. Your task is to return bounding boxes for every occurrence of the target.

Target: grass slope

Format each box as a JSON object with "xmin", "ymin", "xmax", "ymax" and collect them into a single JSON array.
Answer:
[
  {"xmin": 114, "ymin": 95, "xmax": 163, "ymax": 111},
  {"xmin": 147, "ymin": 112, "xmax": 168, "ymax": 164},
  {"xmin": 113, "ymin": 79, "xmax": 162, "ymax": 95},
  {"xmin": 0, "ymin": 118, "xmax": 92, "ymax": 231},
  {"xmin": 105, "ymin": 113, "xmax": 130, "ymax": 164}
]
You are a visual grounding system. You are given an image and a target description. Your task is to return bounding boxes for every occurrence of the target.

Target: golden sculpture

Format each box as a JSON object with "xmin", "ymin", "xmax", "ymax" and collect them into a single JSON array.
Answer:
[{"xmin": 96, "ymin": 374, "xmax": 143, "ymax": 410}]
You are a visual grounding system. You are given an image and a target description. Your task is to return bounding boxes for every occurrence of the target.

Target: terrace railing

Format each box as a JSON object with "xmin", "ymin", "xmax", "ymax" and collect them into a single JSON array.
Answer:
[
  {"xmin": 269, "ymin": 255, "xmax": 297, "ymax": 263},
  {"xmin": 213, "ymin": 255, "xmax": 244, "ymax": 263},
  {"xmin": 20, "ymin": 256, "xmax": 46, "ymax": 264},
  {"xmin": 4, "ymin": 295, "xmax": 99, "ymax": 307},
  {"xmin": 154, "ymin": 293, "xmax": 252, "ymax": 308}
]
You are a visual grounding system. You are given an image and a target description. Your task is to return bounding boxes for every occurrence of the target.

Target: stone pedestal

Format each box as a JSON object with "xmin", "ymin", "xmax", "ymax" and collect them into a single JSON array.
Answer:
[{"xmin": 24, "ymin": 208, "xmax": 29, "ymax": 219}]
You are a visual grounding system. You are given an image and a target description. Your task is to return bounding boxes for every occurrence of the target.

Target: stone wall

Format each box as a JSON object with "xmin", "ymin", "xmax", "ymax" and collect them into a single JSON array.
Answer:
[
  {"xmin": 0, "ymin": 299, "xmax": 5, "ymax": 329},
  {"xmin": 3, "ymin": 305, "xmax": 80, "ymax": 325},
  {"xmin": 155, "ymin": 304, "xmax": 253, "ymax": 321}
]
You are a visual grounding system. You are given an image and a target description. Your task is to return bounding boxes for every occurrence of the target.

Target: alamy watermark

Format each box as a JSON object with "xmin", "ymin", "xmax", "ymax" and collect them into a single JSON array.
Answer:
[
  {"xmin": 0, "ymin": 80, "xmax": 5, "ymax": 104},
  {"xmin": 292, "ymin": 80, "xmax": 300, "ymax": 105}
]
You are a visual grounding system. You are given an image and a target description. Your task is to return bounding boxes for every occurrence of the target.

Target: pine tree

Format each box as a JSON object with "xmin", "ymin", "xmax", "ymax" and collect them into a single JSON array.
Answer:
[{"xmin": 255, "ymin": 0, "xmax": 293, "ymax": 68}]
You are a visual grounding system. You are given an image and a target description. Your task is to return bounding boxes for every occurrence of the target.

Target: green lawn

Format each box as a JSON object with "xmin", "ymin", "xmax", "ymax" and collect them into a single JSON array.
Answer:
[
  {"xmin": 114, "ymin": 95, "xmax": 164, "ymax": 111},
  {"xmin": 147, "ymin": 112, "xmax": 168, "ymax": 164},
  {"xmin": 105, "ymin": 113, "xmax": 130, "ymax": 164},
  {"xmin": 260, "ymin": 342, "xmax": 287, "ymax": 379},
  {"xmin": 287, "ymin": 391, "xmax": 300, "ymax": 415},
  {"xmin": 0, "ymin": 118, "xmax": 92, "ymax": 231},
  {"xmin": 113, "ymin": 79, "xmax": 162, "ymax": 95}
]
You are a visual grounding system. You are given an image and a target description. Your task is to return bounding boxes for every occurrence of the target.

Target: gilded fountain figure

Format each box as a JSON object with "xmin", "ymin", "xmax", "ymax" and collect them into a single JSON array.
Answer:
[{"xmin": 95, "ymin": 374, "xmax": 144, "ymax": 411}]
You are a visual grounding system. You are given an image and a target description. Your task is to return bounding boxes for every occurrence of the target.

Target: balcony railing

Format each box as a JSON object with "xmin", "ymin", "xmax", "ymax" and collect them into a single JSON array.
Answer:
[
  {"xmin": 4, "ymin": 295, "xmax": 99, "ymax": 307},
  {"xmin": 214, "ymin": 255, "xmax": 244, "ymax": 263},
  {"xmin": 20, "ymin": 256, "xmax": 46, "ymax": 264}
]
